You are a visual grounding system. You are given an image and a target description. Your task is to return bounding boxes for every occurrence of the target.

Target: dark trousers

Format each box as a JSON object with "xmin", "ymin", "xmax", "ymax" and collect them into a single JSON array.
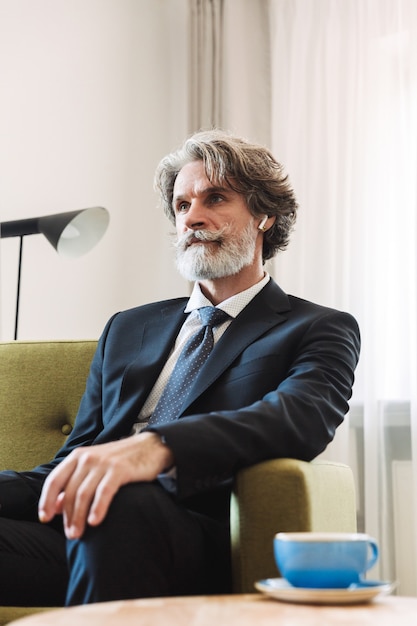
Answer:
[{"xmin": 0, "ymin": 482, "xmax": 231, "ymax": 606}]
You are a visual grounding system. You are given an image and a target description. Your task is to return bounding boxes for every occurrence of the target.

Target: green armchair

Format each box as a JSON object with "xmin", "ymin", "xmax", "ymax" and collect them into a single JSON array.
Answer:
[{"xmin": 0, "ymin": 340, "xmax": 357, "ymax": 625}]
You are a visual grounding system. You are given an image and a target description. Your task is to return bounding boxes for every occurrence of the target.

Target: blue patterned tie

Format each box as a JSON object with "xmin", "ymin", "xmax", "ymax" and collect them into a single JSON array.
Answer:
[{"xmin": 148, "ymin": 307, "xmax": 231, "ymax": 425}]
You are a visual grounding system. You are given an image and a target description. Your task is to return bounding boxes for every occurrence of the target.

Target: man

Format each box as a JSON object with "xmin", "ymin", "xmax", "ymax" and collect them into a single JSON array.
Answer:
[{"xmin": 0, "ymin": 130, "xmax": 360, "ymax": 606}]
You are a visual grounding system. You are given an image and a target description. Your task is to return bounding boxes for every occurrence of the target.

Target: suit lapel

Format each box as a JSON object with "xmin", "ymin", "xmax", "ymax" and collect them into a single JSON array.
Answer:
[{"xmin": 118, "ymin": 301, "xmax": 188, "ymax": 414}]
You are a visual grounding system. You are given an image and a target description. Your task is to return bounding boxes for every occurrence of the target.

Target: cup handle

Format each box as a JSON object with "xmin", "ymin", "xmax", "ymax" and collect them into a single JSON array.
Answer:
[{"xmin": 365, "ymin": 539, "xmax": 379, "ymax": 571}]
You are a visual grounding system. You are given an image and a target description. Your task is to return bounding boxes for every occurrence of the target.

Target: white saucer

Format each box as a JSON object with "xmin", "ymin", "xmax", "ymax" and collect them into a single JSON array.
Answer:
[{"xmin": 255, "ymin": 578, "xmax": 395, "ymax": 605}]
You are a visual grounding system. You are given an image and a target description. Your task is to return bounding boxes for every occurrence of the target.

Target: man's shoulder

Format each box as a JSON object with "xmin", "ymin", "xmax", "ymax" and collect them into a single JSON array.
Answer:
[
  {"xmin": 287, "ymin": 292, "xmax": 354, "ymax": 316},
  {"xmin": 128, "ymin": 296, "xmax": 189, "ymax": 313},
  {"xmin": 98, "ymin": 297, "xmax": 189, "ymax": 345},
  {"xmin": 114, "ymin": 297, "xmax": 189, "ymax": 322},
  {"xmin": 285, "ymin": 293, "xmax": 360, "ymax": 340},
  {"xmin": 262, "ymin": 279, "xmax": 358, "ymax": 329},
  {"xmin": 258, "ymin": 279, "xmax": 356, "ymax": 319}
]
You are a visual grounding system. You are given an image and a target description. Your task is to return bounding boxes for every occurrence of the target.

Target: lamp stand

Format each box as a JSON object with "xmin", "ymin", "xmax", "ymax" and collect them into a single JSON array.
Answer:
[{"xmin": 14, "ymin": 236, "xmax": 24, "ymax": 340}]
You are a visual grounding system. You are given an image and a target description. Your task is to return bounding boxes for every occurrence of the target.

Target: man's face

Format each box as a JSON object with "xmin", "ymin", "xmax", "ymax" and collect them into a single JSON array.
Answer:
[{"xmin": 173, "ymin": 160, "xmax": 260, "ymax": 281}]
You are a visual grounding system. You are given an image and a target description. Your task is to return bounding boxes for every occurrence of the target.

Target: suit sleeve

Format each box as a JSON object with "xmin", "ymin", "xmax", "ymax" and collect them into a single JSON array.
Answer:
[{"xmin": 153, "ymin": 309, "xmax": 360, "ymax": 501}]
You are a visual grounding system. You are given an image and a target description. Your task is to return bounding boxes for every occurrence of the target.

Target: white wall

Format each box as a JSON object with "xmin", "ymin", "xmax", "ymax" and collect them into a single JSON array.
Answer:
[{"xmin": 0, "ymin": 0, "xmax": 189, "ymax": 340}]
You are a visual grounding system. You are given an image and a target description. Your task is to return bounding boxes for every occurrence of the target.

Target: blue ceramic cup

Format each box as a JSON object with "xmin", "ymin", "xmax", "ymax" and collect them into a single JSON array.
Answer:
[{"xmin": 274, "ymin": 532, "xmax": 379, "ymax": 589}]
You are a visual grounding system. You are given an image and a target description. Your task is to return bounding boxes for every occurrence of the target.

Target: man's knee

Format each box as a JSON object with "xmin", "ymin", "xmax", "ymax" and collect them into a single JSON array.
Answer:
[
  {"xmin": 66, "ymin": 481, "xmax": 183, "ymax": 571},
  {"xmin": 65, "ymin": 482, "xmax": 209, "ymax": 603},
  {"xmin": 84, "ymin": 481, "xmax": 175, "ymax": 539}
]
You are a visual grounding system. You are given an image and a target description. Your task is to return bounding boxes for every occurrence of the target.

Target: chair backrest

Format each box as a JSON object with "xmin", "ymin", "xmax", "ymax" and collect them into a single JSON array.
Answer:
[{"xmin": 0, "ymin": 340, "xmax": 97, "ymax": 471}]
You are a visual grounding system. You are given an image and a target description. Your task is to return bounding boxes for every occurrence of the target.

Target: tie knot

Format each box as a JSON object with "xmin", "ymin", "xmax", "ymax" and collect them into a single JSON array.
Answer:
[{"xmin": 198, "ymin": 307, "xmax": 230, "ymax": 329}]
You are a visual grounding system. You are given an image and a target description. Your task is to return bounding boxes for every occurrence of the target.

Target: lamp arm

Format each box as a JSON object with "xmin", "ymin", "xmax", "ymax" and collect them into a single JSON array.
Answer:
[{"xmin": 1, "ymin": 218, "xmax": 39, "ymax": 239}]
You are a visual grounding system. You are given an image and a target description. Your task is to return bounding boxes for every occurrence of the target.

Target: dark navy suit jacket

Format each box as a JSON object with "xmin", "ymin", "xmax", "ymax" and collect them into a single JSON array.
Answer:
[{"xmin": 1, "ymin": 279, "xmax": 360, "ymax": 524}]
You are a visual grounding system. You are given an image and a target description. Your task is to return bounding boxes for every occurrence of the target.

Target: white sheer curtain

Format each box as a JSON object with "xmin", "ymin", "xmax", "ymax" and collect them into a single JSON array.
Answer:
[{"xmin": 269, "ymin": 0, "xmax": 417, "ymax": 594}]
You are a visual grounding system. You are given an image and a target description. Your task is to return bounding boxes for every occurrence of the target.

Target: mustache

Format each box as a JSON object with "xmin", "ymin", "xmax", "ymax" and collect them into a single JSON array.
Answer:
[{"xmin": 174, "ymin": 226, "xmax": 230, "ymax": 251}]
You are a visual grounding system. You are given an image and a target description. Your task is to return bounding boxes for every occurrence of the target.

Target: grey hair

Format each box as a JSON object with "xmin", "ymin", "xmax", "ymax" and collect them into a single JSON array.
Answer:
[{"xmin": 154, "ymin": 129, "xmax": 298, "ymax": 261}]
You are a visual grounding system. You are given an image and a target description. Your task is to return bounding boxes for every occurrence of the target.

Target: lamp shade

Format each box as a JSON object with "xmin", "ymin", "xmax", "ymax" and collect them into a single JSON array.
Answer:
[{"xmin": 1, "ymin": 207, "xmax": 110, "ymax": 258}]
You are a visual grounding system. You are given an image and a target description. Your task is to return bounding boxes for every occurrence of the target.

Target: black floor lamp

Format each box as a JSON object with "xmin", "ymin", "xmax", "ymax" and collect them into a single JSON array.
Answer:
[{"xmin": 0, "ymin": 206, "xmax": 110, "ymax": 339}]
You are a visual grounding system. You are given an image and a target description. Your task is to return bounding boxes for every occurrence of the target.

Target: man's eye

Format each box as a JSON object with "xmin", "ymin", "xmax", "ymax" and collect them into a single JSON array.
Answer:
[
  {"xmin": 177, "ymin": 202, "xmax": 189, "ymax": 212},
  {"xmin": 209, "ymin": 194, "xmax": 224, "ymax": 204}
]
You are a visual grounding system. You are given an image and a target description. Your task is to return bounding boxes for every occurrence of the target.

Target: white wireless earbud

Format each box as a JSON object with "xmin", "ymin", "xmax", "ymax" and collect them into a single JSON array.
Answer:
[{"xmin": 258, "ymin": 215, "xmax": 268, "ymax": 231}]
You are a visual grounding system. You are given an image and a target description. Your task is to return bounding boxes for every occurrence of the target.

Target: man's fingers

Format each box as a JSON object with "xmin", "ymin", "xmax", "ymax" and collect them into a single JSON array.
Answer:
[
  {"xmin": 38, "ymin": 456, "xmax": 79, "ymax": 523},
  {"xmin": 54, "ymin": 492, "xmax": 65, "ymax": 515},
  {"xmin": 63, "ymin": 470, "xmax": 120, "ymax": 538},
  {"xmin": 87, "ymin": 478, "xmax": 119, "ymax": 527},
  {"xmin": 38, "ymin": 448, "xmax": 100, "ymax": 534},
  {"xmin": 61, "ymin": 471, "xmax": 102, "ymax": 539}
]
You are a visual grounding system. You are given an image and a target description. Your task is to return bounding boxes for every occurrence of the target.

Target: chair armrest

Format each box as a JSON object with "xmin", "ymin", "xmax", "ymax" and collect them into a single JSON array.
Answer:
[{"xmin": 230, "ymin": 458, "xmax": 357, "ymax": 593}]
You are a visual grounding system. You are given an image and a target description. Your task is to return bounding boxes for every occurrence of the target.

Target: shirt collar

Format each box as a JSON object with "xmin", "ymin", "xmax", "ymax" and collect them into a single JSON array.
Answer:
[{"xmin": 184, "ymin": 273, "xmax": 270, "ymax": 319}]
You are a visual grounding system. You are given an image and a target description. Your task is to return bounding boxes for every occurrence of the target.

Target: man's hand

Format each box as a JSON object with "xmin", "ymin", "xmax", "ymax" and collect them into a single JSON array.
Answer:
[{"xmin": 38, "ymin": 432, "xmax": 174, "ymax": 540}]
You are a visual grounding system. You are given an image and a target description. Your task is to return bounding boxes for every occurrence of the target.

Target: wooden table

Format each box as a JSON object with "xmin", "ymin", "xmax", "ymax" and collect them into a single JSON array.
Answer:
[{"xmin": 9, "ymin": 593, "xmax": 417, "ymax": 626}]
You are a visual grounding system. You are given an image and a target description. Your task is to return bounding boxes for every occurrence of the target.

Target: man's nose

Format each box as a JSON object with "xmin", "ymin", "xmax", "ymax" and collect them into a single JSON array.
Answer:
[{"xmin": 182, "ymin": 200, "xmax": 208, "ymax": 230}]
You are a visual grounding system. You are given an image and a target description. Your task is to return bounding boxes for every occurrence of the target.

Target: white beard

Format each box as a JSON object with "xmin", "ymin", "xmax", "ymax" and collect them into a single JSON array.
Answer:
[{"xmin": 174, "ymin": 222, "xmax": 257, "ymax": 281}]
